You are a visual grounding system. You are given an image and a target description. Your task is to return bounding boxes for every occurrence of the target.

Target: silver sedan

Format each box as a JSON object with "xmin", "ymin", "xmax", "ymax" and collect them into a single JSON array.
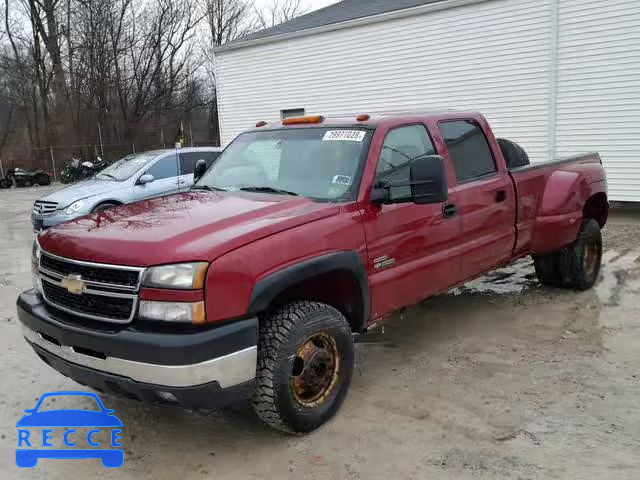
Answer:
[{"xmin": 31, "ymin": 147, "xmax": 222, "ymax": 230}]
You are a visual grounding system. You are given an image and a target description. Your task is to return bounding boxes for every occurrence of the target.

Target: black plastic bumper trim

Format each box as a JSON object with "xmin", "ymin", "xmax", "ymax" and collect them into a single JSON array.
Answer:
[{"xmin": 17, "ymin": 289, "xmax": 258, "ymax": 366}]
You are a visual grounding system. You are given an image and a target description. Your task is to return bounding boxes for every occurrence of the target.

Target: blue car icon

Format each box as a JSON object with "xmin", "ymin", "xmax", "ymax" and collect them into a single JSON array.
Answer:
[{"xmin": 16, "ymin": 391, "xmax": 123, "ymax": 468}]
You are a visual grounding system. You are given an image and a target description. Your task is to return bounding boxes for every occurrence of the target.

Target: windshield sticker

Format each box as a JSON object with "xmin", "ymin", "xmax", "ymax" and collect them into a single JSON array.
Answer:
[
  {"xmin": 332, "ymin": 175, "xmax": 352, "ymax": 186},
  {"xmin": 322, "ymin": 130, "xmax": 366, "ymax": 142}
]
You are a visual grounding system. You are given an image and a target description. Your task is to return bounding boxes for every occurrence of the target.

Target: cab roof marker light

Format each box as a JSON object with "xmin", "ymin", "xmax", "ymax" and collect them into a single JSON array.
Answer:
[
  {"xmin": 356, "ymin": 114, "xmax": 370, "ymax": 121},
  {"xmin": 256, "ymin": 121, "xmax": 268, "ymax": 127},
  {"xmin": 282, "ymin": 115, "xmax": 324, "ymax": 125}
]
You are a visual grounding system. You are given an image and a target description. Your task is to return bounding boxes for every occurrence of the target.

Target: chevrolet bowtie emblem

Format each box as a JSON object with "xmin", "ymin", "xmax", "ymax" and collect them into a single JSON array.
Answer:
[{"xmin": 60, "ymin": 274, "xmax": 86, "ymax": 295}]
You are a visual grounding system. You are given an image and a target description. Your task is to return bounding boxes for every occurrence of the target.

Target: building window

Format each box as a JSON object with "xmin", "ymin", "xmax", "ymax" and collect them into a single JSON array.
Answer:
[{"xmin": 281, "ymin": 108, "xmax": 305, "ymax": 119}]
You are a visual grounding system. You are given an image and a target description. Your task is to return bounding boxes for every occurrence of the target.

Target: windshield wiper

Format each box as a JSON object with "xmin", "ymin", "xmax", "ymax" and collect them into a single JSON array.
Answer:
[
  {"xmin": 192, "ymin": 185, "xmax": 227, "ymax": 192},
  {"xmin": 98, "ymin": 173, "xmax": 117, "ymax": 180},
  {"xmin": 240, "ymin": 186, "xmax": 299, "ymax": 196}
]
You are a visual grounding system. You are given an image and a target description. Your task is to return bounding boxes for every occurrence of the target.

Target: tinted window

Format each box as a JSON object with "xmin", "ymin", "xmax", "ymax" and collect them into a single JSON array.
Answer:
[
  {"xmin": 375, "ymin": 124, "xmax": 435, "ymax": 200},
  {"xmin": 439, "ymin": 120, "xmax": 496, "ymax": 183},
  {"xmin": 179, "ymin": 151, "xmax": 219, "ymax": 175},
  {"xmin": 145, "ymin": 154, "xmax": 179, "ymax": 180}
]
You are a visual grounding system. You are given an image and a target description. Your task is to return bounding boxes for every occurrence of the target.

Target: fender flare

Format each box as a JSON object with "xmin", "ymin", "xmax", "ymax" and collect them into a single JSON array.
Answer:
[{"xmin": 248, "ymin": 251, "xmax": 371, "ymax": 330}]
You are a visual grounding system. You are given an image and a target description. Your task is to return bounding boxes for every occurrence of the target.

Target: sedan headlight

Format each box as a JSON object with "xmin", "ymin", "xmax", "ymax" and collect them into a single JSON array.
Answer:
[
  {"xmin": 32, "ymin": 239, "xmax": 42, "ymax": 293},
  {"xmin": 64, "ymin": 199, "xmax": 85, "ymax": 215},
  {"xmin": 142, "ymin": 262, "xmax": 208, "ymax": 289}
]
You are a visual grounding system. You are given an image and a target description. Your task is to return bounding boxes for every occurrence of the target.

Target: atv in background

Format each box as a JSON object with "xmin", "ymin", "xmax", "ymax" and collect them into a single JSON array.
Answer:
[
  {"xmin": 0, "ymin": 168, "xmax": 51, "ymax": 188},
  {"xmin": 60, "ymin": 157, "xmax": 109, "ymax": 184}
]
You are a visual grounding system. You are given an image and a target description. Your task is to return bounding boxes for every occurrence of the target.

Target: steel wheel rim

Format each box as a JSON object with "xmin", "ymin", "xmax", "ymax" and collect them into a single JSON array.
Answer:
[
  {"xmin": 583, "ymin": 237, "xmax": 599, "ymax": 277},
  {"xmin": 291, "ymin": 333, "xmax": 340, "ymax": 408}
]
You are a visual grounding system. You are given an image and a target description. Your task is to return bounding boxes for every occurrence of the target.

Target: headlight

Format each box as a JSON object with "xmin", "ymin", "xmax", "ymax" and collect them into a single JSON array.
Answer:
[
  {"xmin": 32, "ymin": 239, "xmax": 42, "ymax": 293},
  {"xmin": 32, "ymin": 239, "xmax": 41, "ymax": 264},
  {"xmin": 142, "ymin": 262, "xmax": 208, "ymax": 289},
  {"xmin": 64, "ymin": 200, "xmax": 85, "ymax": 215},
  {"xmin": 138, "ymin": 300, "xmax": 205, "ymax": 323}
]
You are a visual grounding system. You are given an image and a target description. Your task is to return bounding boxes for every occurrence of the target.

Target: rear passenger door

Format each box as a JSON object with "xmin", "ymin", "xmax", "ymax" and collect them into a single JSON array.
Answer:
[
  {"xmin": 178, "ymin": 151, "xmax": 220, "ymax": 191},
  {"xmin": 133, "ymin": 154, "xmax": 181, "ymax": 200},
  {"xmin": 438, "ymin": 120, "xmax": 516, "ymax": 280}
]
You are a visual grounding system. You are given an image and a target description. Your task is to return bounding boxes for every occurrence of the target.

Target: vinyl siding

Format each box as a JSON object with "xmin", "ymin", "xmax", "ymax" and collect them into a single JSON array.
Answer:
[
  {"xmin": 555, "ymin": 0, "xmax": 640, "ymax": 202},
  {"xmin": 216, "ymin": 0, "xmax": 552, "ymax": 164}
]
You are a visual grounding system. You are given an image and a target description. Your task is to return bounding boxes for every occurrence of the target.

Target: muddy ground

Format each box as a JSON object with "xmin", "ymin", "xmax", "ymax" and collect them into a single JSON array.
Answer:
[{"xmin": 0, "ymin": 186, "xmax": 638, "ymax": 479}]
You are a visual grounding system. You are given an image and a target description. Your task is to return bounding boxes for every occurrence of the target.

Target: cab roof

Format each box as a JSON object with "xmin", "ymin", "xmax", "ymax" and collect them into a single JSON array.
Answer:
[{"xmin": 248, "ymin": 111, "xmax": 484, "ymax": 132}]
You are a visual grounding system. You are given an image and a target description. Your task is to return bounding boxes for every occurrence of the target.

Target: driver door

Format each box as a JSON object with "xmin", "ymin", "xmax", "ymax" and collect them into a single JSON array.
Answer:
[
  {"xmin": 132, "ymin": 154, "xmax": 181, "ymax": 201},
  {"xmin": 362, "ymin": 124, "xmax": 462, "ymax": 319}
]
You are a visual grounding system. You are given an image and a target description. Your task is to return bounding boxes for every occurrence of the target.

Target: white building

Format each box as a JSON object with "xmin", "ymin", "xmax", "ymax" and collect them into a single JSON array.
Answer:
[{"xmin": 214, "ymin": 0, "xmax": 640, "ymax": 202}]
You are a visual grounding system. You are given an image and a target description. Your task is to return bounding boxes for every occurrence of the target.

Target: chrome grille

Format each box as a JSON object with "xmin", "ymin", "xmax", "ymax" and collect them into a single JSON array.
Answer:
[
  {"xmin": 33, "ymin": 200, "xmax": 58, "ymax": 215},
  {"xmin": 38, "ymin": 251, "xmax": 144, "ymax": 323}
]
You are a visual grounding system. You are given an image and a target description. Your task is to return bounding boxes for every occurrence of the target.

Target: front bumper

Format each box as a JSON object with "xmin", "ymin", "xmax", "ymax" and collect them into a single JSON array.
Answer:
[
  {"xmin": 31, "ymin": 210, "xmax": 78, "ymax": 230},
  {"xmin": 17, "ymin": 289, "xmax": 258, "ymax": 409}
]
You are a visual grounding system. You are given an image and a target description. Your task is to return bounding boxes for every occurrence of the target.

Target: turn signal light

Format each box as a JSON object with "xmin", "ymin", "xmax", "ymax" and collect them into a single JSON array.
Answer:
[{"xmin": 282, "ymin": 115, "xmax": 324, "ymax": 125}]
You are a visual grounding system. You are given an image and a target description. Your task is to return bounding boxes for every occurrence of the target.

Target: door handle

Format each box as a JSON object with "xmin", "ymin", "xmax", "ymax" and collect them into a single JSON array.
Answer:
[
  {"xmin": 495, "ymin": 190, "xmax": 506, "ymax": 202},
  {"xmin": 178, "ymin": 179, "xmax": 186, "ymax": 185},
  {"xmin": 442, "ymin": 203, "xmax": 457, "ymax": 218}
]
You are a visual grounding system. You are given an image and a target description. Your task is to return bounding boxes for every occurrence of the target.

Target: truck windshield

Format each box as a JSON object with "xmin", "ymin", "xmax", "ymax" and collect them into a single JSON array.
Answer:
[
  {"xmin": 96, "ymin": 152, "xmax": 158, "ymax": 181},
  {"xmin": 194, "ymin": 128, "xmax": 370, "ymax": 201}
]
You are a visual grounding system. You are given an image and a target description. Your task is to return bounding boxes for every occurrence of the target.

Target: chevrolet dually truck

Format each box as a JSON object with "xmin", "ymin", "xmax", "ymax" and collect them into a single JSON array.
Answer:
[{"xmin": 18, "ymin": 112, "xmax": 608, "ymax": 434}]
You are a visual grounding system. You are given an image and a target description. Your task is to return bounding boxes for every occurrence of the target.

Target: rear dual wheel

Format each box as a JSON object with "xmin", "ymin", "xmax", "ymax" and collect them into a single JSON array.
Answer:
[
  {"xmin": 533, "ymin": 218, "xmax": 602, "ymax": 291},
  {"xmin": 253, "ymin": 301, "xmax": 354, "ymax": 434}
]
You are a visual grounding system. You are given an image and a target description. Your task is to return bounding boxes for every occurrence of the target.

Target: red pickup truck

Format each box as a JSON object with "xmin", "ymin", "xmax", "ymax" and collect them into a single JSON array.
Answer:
[{"xmin": 18, "ymin": 111, "xmax": 608, "ymax": 434}]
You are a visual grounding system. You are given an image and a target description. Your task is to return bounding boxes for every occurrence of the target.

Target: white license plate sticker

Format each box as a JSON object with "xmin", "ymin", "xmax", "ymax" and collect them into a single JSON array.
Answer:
[{"xmin": 322, "ymin": 130, "xmax": 366, "ymax": 142}]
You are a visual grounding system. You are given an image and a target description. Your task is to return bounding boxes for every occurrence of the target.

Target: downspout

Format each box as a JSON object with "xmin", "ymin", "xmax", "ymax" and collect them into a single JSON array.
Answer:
[{"xmin": 548, "ymin": 0, "xmax": 560, "ymax": 162}]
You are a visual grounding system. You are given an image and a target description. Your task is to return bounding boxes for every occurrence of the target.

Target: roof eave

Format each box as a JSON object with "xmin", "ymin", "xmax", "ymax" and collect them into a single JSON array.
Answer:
[{"xmin": 214, "ymin": 0, "xmax": 491, "ymax": 54}]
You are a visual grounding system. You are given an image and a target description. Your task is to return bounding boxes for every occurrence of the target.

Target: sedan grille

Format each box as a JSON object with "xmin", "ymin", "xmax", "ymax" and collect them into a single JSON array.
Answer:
[
  {"xmin": 38, "ymin": 251, "xmax": 143, "ymax": 323},
  {"xmin": 33, "ymin": 200, "xmax": 58, "ymax": 215}
]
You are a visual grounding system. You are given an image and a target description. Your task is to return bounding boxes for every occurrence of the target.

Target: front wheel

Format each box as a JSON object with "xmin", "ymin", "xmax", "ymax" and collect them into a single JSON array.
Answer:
[
  {"xmin": 92, "ymin": 202, "xmax": 119, "ymax": 213},
  {"xmin": 253, "ymin": 301, "xmax": 354, "ymax": 434}
]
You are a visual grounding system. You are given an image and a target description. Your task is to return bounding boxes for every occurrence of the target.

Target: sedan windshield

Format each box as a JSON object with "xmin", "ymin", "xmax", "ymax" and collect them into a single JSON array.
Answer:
[
  {"xmin": 96, "ymin": 152, "xmax": 159, "ymax": 181},
  {"xmin": 194, "ymin": 128, "xmax": 370, "ymax": 201}
]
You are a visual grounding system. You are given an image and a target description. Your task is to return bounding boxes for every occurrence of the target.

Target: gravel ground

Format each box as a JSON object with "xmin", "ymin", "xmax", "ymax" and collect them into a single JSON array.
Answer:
[{"xmin": 0, "ymin": 186, "xmax": 638, "ymax": 479}]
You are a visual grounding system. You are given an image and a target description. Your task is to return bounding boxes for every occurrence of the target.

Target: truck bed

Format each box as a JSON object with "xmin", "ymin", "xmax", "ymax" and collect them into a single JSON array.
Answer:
[{"xmin": 508, "ymin": 152, "xmax": 606, "ymax": 257}]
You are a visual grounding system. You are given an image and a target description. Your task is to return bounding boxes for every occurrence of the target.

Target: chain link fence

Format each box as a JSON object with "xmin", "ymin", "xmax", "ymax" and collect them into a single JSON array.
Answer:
[{"xmin": 0, "ymin": 126, "xmax": 218, "ymax": 180}]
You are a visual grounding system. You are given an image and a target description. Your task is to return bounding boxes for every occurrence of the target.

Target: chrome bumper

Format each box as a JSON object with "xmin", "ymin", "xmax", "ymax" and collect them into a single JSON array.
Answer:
[{"xmin": 22, "ymin": 325, "xmax": 257, "ymax": 388}]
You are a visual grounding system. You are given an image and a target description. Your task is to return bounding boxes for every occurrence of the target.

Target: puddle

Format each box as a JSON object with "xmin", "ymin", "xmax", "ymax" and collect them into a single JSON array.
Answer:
[
  {"xmin": 595, "ymin": 250, "xmax": 640, "ymax": 306},
  {"xmin": 452, "ymin": 258, "xmax": 539, "ymax": 296}
]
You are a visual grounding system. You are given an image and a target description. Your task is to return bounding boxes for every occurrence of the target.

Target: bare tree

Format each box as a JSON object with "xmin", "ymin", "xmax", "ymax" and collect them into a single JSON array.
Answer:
[
  {"xmin": 253, "ymin": 0, "xmax": 307, "ymax": 29},
  {"xmin": 203, "ymin": 0, "xmax": 254, "ymax": 47},
  {"xmin": 0, "ymin": 0, "xmax": 310, "ymax": 166}
]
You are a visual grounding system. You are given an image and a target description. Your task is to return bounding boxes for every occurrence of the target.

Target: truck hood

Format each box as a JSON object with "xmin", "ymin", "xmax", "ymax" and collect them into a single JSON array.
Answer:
[
  {"xmin": 38, "ymin": 191, "xmax": 340, "ymax": 266},
  {"xmin": 38, "ymin": 178, "xmax": 125, "ymax": 208}
]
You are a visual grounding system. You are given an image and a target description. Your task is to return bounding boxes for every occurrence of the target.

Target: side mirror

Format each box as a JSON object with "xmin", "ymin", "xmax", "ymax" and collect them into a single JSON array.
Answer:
[
  {"xmin": 409, "ymin": 155, "xmax": 448, "ymax": 204},
  {"xmin": 372, "ymin": 155, "xmax": 447, "ymax": 205},
  {"xmin": 194, "ymin": 159, "xmax": 207, "ymax": 182},
  {"xmin": 138, "ymin": 174, "xmax": 154, "ymax": 185}
]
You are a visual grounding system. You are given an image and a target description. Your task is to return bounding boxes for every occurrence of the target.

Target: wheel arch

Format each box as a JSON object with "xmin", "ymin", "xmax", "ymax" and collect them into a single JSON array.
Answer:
[
  {"xmin": 248, "ymin": 251, "xmax": 371, "ymax": 333},
  {"xmin": 90, "ymin": 199, "xmax": 123, "ymax": 212},
  {"xmin": 583, "ymin": 192, "xmax": 608, "ymax": 227}
]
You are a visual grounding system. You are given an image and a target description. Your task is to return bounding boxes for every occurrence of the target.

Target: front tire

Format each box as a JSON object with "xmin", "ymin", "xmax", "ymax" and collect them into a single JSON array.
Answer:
[
  {"xmin": 252, "ymin": 301, "xmax": 354, "ymax": 434},
  {"xmin": 92, "ymin": 202, "xmax": 119, "ymax": 213}
]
